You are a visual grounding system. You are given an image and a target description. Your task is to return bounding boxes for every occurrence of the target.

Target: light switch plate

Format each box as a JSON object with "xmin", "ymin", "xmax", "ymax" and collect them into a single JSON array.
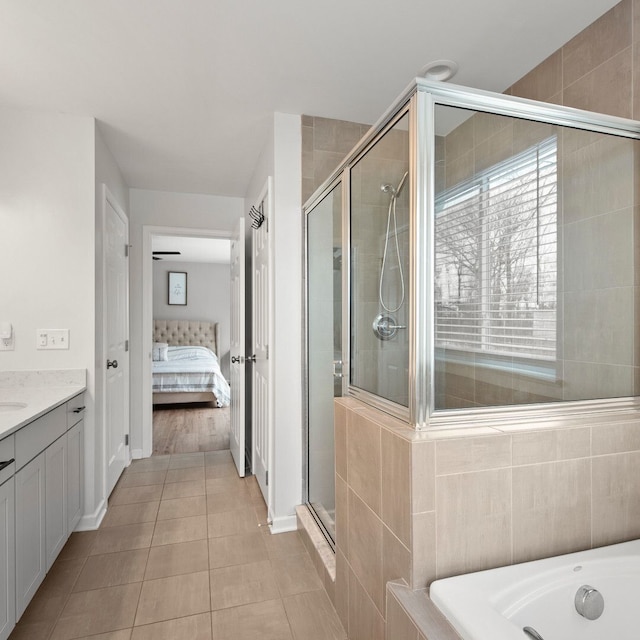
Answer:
[{"xmin": 37, "ymin": 329, "xmax": 70, "ymax": 350}]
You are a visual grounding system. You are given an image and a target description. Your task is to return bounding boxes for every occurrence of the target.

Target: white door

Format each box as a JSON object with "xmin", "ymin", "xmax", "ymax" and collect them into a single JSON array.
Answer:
[
  {"xmin": 104, "ymin": 187, "xmax": 130, "ymax": 495},
  {"xmin": 252, "ymin": 180, "xmax": 272, "ymax": 502},
  {"xmin": 229, "ymin": 217, "xmax": 246, "ymax": 477}
]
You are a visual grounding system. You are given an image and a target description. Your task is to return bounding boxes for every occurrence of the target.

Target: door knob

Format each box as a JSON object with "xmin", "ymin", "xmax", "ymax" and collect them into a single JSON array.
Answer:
[
  {"xmin": 246, "ymin": 354, "xmax": 257, "ymax": 363},
  {"xmin": 231, "ymin": 355, "xmax": 242, "ymax": 364},
  {"xmin": 107, "ymin": 359, "xmax": 119, "ymax": 369}
]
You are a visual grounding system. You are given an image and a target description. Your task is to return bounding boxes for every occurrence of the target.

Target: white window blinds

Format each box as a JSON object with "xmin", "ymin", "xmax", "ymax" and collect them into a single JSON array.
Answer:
[{"xmin": 435, "ymin": 136, "xmax": 557, "ymax": 360}]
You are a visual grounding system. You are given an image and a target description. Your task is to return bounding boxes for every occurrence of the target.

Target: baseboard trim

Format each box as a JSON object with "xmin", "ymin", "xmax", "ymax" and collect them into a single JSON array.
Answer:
[
  {"xmin": 270, "ymin": 514, "xmax": 298, "ymax": 534},
  {"xmin": 75, "ymin": 499, "xmax": 107, "ymax": 531},
  {"xmin": 131, "ymin": 448, "xmax": 145, "ymax": 460}
]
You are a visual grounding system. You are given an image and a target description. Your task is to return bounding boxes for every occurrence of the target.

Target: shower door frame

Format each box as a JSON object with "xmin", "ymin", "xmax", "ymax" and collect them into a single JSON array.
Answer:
[{"xmin": 302, "ymin": 173, "xmax": 348, "ymax": 547}]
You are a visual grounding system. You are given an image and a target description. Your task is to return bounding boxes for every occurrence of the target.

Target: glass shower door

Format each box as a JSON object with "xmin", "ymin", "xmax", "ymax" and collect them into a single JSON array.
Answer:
[{"xmin": 306, "ymin": 182, "xmax": 343, "ymax": 544}]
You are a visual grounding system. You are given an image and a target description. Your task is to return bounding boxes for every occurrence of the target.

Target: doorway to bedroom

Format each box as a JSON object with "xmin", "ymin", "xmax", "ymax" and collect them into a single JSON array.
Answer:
[{"xmin": 150, "ymin": 233, "xmax": 232, "ymax": 455}]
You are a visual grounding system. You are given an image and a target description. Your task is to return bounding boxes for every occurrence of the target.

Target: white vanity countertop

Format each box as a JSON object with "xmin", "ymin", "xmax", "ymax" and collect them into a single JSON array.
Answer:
[{"xmin": 0, "ymin": 369, "xmax": 86, "ymax": 440}]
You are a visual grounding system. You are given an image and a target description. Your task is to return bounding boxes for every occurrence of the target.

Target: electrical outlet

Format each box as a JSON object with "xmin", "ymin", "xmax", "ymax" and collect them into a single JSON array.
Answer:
[
  {"xmin": 0, "ymin": 336, "xmax": 14, "ymax": 351},
  {"xmin": 37, "ymin": 329, "xmax": 70, "ymax": 350}
]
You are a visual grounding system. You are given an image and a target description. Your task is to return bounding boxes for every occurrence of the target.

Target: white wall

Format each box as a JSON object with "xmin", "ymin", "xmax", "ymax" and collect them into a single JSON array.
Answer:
[
  {"xmin": 152, "ymin": 260, "xmax": 231, "ymax": 377},
  {"xmin": 246, "ymin": 113, "xmax": 303, "ymax": 531},
  {"xmin": 0, "ymin": 106, "xmax": 107, "ymax": 526},
  {"xmin": 128, "ymin": 189, "xmax": 244, "ymax": 453}
]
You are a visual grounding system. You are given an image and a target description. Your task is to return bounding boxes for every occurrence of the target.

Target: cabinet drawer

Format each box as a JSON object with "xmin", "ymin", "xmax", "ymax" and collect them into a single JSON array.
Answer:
[
  {"xmin": 66, "ymin": 394, "xmax": 86, "ymax": 429},
  {"xmin": 15, "ymin": 406, "xmax": 66, "ymax": 471},
  {"xmin": 0, "ymin": 436, "xmax": 15, "ymax": 486}
]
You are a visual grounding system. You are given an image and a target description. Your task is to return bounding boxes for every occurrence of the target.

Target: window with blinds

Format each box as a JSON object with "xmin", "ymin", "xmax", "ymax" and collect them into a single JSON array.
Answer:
[{"xmin": 434, "ymin": 136, "xmax": 557, "ymax": 361}]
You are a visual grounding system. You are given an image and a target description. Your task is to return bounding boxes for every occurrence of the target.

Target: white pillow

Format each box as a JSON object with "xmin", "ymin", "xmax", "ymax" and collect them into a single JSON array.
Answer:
[{"xmin": 152, "ymin": 342, "xmax": 169, "ymax": 361}]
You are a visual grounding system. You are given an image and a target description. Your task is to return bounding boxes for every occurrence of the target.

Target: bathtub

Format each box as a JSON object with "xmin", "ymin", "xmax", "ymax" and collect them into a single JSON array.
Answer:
[{"xmin": 429, "ymin": 539, "xmax": 640, "ymax": 640}]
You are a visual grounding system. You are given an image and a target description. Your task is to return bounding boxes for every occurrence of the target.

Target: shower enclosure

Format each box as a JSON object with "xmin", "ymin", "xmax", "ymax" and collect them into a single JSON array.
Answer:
[{"xmin": 304, "ymin": 79, "xmax": 640, "ymax": 543}]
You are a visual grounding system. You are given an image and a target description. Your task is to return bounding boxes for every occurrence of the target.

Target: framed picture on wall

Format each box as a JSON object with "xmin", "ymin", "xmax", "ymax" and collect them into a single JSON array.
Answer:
[{"xmin": 168, "ymin": 271, "xmax": 187, "ymax": 305}]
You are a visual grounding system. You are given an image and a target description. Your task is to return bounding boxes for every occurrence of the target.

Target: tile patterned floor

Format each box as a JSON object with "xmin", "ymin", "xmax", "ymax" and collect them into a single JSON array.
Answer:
[{"xmin": 9, "ymin": 451, "xmax": 346, "ymax": 640}]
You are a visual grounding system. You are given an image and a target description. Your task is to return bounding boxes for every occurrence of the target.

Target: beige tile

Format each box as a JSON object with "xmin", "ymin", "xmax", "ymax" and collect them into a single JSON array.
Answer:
[
  {"xmin": 57, "ymin": 531, "xmax": 98, "ymax": 561},
  {"xmin": 207, "ymin": 490, "xmax": 254, "ymax": 514},
  {"xmin": 135, "ymin": 571, "xmax": 210, "ymax": 626},
  {"xmin": 207, "ymin": 507, "xmax": 259, "ymax": 538},
  {"xmin": 335, "ymin": 474, "xmax": 349, "ymax": 558},
  {"xmin": 513, "ymin": 459, "xmax": 591, "ymax": 563},
  {"xmin": 36, "ymin": 556, "xmax": 86, "ymax": 598},
  {"xmin": 131, "ymin": 613, "xmax": 211, "ymax": 640},
  {"xmin": 110, "ymin": 484, "xmax": 164, "ymax": 506},
  {"xmin": 76, "ymin": 631, "xmax": 132, "ymax": 640},
  {"xmin": 412, "ymin": 512, "xmax": 436, "ymax": 589},
  {"xmin": 347, "ymin": 489, "xmax": 383, "ymax": 614},
  {"xmin": 335, "ymin": 402, "xmax": 347, "ymax": 480},
  {"xmin": 205, "ymin": 450, "xmax": 232, "ymax": 465},
  {"xmin": 347, "ymin": 412, "xmax": 381, "ymax": 515},
  {"xmin": 145, "ymin": 539, "xmax": 209, "ymax": 580},
  {"xmin": 210, "ymin": 560, "xmax": 279, "ymax": 610},
  {"xmin": 157, "ymin": 495, "xmax": 207, "ymax": 520},
  {"xmin": 283, "ymin": 590, "xmax": 346, "ymax": 640},
  {"xmin": 386, "ymin": 590, "xmax": 418, "ymax": 640},
  {"xmin": 381, "ymin": 429, "xmax": 411, "ymax": 546},
  {"xmin": 564, "ymin": 48, "xmax": 632, "ymax": 118},
  {"xmin": 511, "ymin": 50, "xmax": 562, "ymax": 101},
  {"xmin": 382, "ymin": 525, "xmax": 410, "ymax": 589},
  {"xmin": 272, "ymin": 551, "xmax": 323, "ymax": 597},
  {"xmin": 348, "ymin": 569, "xmax": 384, "ymax": 640},
  {"xmin": 593, "ymin": 451, "xmax": 640, "ymax": 545},
  {"xmin": 168, "ymin": 453, "xmax": 205, "ymax": 470},
  {"xmin": 74, "ymin": 549, "xmax": 148, "ymax": 591},
  {"xmin": 563, "ymin": 0, "xmax": 631, "ymax": 86},
  {"xmin": 205, "ymin": 475, "xmax": 249, "ymax": 496},
  {"xmin": 208, "ymin": 532, "xmax": 268, "ymax": 569},
  {"xmin": 412, "ymin": 442, "xmax": 435, "ymax": 514},
  {"xmin": 436, "ymin": 469, "xmax": 512, "ymax": 579},
  {"xmin": 165, "ymin": 466, "xmax": 205, "ymax": 483},
  {"xmin": 512, "ymin": 428, "xmax": 591, "ymax": 465},
  {"xmin": 151, "ymin": 515, "xmax": 208, "ymax": 546},
  {"xmin": 91, "ymin": 522, "xmax": 155, "ymax": 555},
  {"xmin": 9, "ymin": 620, "xmax": 58, "ymax": 640},
  {"xmin": 118, "ymin": 470, "xmax": 167, "ymax": 488},
  {"xmin": 436, "ymin": 435, "xmax": 511, "ymax": 476},
  {"xmin": 592, "ymin": 421, "xmax": 640, "ymax": 455},
  {"xmin": 205, "ymin": 461, "xmax": 237, "ymax": 479},
  {"xmin": 101, "ymin": 501, "xmax": 159, "ymax": 528},
  {"xmin": 127, "ymin": 456, "xmax": 170, "ymax": 474},
  {"xmin": 211, "ymin": 599, "xmax": 293, "ymax": 640},
  {"xmin": 161, "ymin": 480, "xmax": 206, "ymax": 500},
  {"xmin": 51, "ymin": 583, "xmax": 141, "ymax": 640},
  {"xmin": 263, "ymin": 530, "xmax": 307, "ymax": 559},
  {"xmin": 334, "ymin": 551, "xmax": 349, "ymax": 633}
]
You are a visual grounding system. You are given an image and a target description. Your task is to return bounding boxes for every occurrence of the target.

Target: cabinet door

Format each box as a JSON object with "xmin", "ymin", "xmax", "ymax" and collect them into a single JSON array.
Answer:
[
  {"xmin": 0, "ymin": 478, "xmax": 15, "ymax": 640},
  {"xmin": 66, "ymin": 420, "xmax": 83, "ymax": 533},
  {"xmin": 45, "ymin": 435, "xmax": 67, "ymax": 571},
  {"xmin": 15, "ymin": 453, "xmax": 45, "ymax": 620}
]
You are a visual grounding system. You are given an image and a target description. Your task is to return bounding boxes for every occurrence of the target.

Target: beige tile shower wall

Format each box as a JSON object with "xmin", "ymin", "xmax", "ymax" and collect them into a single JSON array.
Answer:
[
  {"xmin": 338, "ymin": 397, "xmax": 640, "ymax": 602},
  {"xmin": 508, "ymin": 0, "xmax": 640, "ymax": 399},
  {"xmin": 301, "ymin": 115, "xmax": 370, "ymax": 205}
]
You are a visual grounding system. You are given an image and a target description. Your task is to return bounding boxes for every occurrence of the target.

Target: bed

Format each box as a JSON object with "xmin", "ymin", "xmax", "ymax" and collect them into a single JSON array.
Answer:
[{"xmin": 152, "ymin": 320, "xmax": 230, "ymax": 407}]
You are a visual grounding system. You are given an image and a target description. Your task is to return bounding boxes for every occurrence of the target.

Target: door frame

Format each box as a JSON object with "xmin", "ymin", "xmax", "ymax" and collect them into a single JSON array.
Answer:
[
  {"xmin": 140, "ymin": 225, "xmax": 232, "ymax": 458},
  {"xmin": 101, "ymin": 185, "xmax": 130, "ymax": 498}
]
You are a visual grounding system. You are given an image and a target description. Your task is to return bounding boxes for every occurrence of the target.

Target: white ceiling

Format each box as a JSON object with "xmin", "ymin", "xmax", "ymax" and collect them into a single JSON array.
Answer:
[
  {"xmin": 0, "ymin": 0, "xmax": 620, "ymax": 198},
  {"xmin": 152, "ymin": 236, "xmax": 230, "ymax": 264}
]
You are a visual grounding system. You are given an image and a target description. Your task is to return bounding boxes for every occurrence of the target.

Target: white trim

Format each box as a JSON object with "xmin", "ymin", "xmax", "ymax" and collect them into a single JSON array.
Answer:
[
  {"xmin": 269, "ymin": 514, "xmax": 298, "ymax": 534},
  {"xmin": 76, "ymin": 499, "xmax": 107, "ymax": 531},
  {"xmin": 130, "ymin": 448, "xmax": 145, "ymax": 460},
  {"xmin": 141, "ymin": 225, "xmax": 232, "ymax": 458}
]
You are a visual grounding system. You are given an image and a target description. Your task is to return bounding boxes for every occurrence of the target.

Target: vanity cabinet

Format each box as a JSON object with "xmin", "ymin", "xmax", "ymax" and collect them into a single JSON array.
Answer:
[
  {"xmin": 0, "ymin": 477, "xmax": 15, "ymax": 640},
  {"xmin": 66, "ymin": 401, "xmax": 84, "ymax": 534},
  {"xmin": 15, "ymin": 452, "xmax": 46, "ymax": 620},
  {"xmin": 45, "ymin": 434, "xmax": 67, "ymax": 571}
]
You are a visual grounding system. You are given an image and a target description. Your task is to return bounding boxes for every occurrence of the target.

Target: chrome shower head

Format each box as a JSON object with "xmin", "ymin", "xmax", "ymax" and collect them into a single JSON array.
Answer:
[
  {"xmin": 380, "ymin": 171, "xmax": 409, "ymax": 198},
  {"xmin": 380, "ymin": 183, "xmax": 396, "ymax": 195}
]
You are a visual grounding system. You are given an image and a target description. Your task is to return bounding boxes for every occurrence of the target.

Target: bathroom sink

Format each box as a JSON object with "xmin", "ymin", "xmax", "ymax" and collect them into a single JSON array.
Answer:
[{"xmin": 0, "ymin": 402, "xmax": 27, "ymax": 412}]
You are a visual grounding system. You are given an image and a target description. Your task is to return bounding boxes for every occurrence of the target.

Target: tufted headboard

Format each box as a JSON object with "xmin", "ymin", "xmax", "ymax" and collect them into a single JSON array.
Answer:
[{"xmin": 153, "ymin": 320, "xmax": 219, "ymax": 355}]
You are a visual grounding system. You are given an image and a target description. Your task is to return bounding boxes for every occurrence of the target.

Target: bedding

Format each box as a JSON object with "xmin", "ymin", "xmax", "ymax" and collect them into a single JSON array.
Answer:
[{"xmin": 152, "ymin": 345, "xmax": 230, "ymax": 407}]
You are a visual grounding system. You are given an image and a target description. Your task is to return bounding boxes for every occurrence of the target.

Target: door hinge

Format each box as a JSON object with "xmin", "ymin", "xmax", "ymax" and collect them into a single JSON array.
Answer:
[
  {"xmin": 266, "ymin": 345, "xmax": 269, "ymax": 360},
  {"xmin": 125, "ymin": 434, "xmax": 129, "ymax": 446},
  {"xmin": 125, "ymin": 339, "xmax": 129, "ymax": 352},
  {"xmin": 125, "ymin": 244, "xmax": 130, "ymax": 257},
  {"xmin": 265, "ymin": 218, "xmax": 269, "ymax": 233},
  {"xmin": 266, "ymin": 470, "xmax": 268, "ymax": 486}
]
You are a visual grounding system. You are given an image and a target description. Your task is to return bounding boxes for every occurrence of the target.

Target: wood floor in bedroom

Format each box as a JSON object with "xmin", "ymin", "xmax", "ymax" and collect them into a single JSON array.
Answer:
[{"xmin": 152, "ymin": 404, "xmax": 230, "ymax": 455}]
